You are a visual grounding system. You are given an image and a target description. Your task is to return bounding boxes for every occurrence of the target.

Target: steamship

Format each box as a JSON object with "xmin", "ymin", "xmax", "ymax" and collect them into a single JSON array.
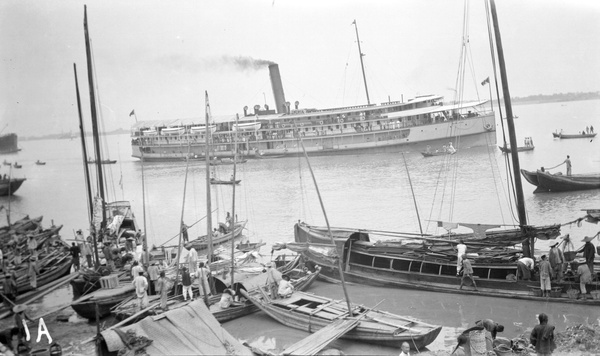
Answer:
[{"xmin": 130, "ymin": 63, "xmax": 496, "ymax": 161}]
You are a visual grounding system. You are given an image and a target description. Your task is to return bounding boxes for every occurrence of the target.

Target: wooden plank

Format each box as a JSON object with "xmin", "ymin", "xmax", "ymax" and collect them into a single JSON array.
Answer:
[
  {"xmin": 369, "ymin": 316, "xmax": 422, "ymax": 334},
  {"xmin": 282, "ymin": 318, "xmax": 359, "ymax": 355}
]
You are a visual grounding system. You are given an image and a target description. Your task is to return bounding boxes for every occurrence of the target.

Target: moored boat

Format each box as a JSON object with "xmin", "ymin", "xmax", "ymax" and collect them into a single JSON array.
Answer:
[
  {"xmin": 71, "ymin": 278, "xmax": 136, "ymax": 319},
  {"xmin": 241, "ymin": 288, "xmax": 442, "ymax": 349},
  {"xmin": 35, "ymin": 160, "xmax": 46, "ymax": 165},
  {"xmin": 0, "ymin": 133, "xmax": 19, "ymax": 154},
  {"xmin": 184, "ymin": 220, "xmax": 247, "ymax": 251},
  {"xmin": 421, "ymin": 150, "xmax": 456, "ymax": 157},
  {"xmin": 290, "ymin": 222, "xmax": 600, "ymax": 305},
  {"xmin": 208, "ymin": 158, "xmax": 248, "ymax": 166},
  {"xmin": 498, "ymin": 145, "xmax": 534, "ymax": 153}
]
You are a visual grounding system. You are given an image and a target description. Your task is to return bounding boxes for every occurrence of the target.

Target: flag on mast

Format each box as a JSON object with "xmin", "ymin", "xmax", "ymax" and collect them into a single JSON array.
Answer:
[
  {"xmin": 129, "ymin": 109, "xmax": 135, "ymax": 117},
  {"xmin": 481, "ymin": 77, "xmax": 490, "ymax": 86}
]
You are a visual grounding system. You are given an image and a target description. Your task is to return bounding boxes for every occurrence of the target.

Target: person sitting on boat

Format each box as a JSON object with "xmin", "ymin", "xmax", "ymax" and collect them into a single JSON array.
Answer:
[
  {"xmin": 230, "ymin": 174, "xmax": 234, "ymax": 181},
  {"xmin": 278, "ymin": 274, "xmax": 294, "ymax": 298},
  {"xmin": 475, "ymin": 319, "xmax": 505, "ymax": 340},
  {"xmin": 212, "ymin": 228, "xmax": 219, "ymax": 237},
  {"xmin": 425, "ymin": 145, "xmax": 431, "ymax": 154},
  {"xmin": 265, "ymin": 261, "xmax": 281, "ymax": 299},
  {"xmin": 456, "ymin": 240, "xmax": 467, "ymax": 276},
  {"xmin": 219, "ymin": 289, "xmax": 234, "ymax": 309},
  {"xmin": 459, "ymin": 255, "xmax": 477, "ymax": 291},
  {"xmin": 516, "ymin": 255, "xmax": 535, "ymax": 281},
  {"xmin": 447, "ymin": 142, "xmax": 456, "ymax": 153}
]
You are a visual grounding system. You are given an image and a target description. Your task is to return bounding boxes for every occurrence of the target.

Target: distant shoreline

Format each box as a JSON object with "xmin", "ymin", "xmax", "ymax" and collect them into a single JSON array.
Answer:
[{"xmin": 20, "ymin": 92, "xmax": 600, "ymax": 141}]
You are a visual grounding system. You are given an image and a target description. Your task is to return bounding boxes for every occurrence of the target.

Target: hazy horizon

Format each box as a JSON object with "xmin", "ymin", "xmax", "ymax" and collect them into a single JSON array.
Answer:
[{"xmin": 2, "ymin": 0, "xmax": 599, "ymax": 136}]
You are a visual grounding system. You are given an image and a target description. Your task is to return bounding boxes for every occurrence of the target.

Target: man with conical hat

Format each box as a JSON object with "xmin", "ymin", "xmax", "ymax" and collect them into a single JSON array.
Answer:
[{"xmin": 578, "ymin": 235, "xmax": 596, "ymax": 275}]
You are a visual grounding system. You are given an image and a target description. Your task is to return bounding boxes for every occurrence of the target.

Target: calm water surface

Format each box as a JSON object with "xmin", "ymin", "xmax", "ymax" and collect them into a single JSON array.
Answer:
[{"xmin": 1, "ymin": 99, "xmax": 599, "ymax": 353}]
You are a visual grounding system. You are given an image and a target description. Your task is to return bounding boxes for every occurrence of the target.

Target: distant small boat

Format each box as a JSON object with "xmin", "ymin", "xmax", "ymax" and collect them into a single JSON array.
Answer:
[
  {"xmin": 2, "ymin": 160, "xmax": 11, "ymax": 166},
  {"xmin": 521, "ymin": 169, "xmax": 600, "ymax": 193},
  {"xmin": 498, "ymin": 145, "xmax": 534, "ymax": 153},
  {"xmin": 421, "ymin": 150, "xmax": 456, "ymax": 157},
  {"xmin": 210, "ymin": 178, "xmax": 241, "ymax": 185},
  {"xmin": 552, "ymin": 132, "xmax": 596, "ymax": 139},
  {"xmin": 35, "ymin": 160, "xmax": 46, "ymax": 165},
  {"xmin": 13, "ymin": 163, "xmax": 22, "ymax": 169},
  {"xmin": 209, "ymin": 158, "xmax": 248, "ymax": 166},
  {"xmin": 87, "ymin": 159, "xmax": 117, "ymax": 164},
  {"xmin": 236, "ymin": 241, "xmax": 265, "ymax": 252}
]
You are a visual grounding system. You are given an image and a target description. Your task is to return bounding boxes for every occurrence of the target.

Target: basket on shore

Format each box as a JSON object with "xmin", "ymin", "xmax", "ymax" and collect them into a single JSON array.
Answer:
[
  {"xmin": 566, "ymin": 288, "xmax": 579, "ymax": 300},
  {"xmin": 564, "ymin": 251, "xmax": 577, "ymax": 261},
  {"xmin": 590, "ymin": 290, "xmax": 600, "ymax": 300}
]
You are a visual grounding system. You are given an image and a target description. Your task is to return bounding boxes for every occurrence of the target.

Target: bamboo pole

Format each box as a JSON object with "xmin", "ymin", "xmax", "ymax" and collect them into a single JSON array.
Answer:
[{"xmin": 292, "ymin": 122, "xmax": 353, "ymax": 315}]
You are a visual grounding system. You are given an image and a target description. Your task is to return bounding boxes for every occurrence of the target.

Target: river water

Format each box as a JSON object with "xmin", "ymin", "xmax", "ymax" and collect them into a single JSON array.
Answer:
[{"xmin": 1, "ymin": 99, "xmax": 599, "ymax": 354}]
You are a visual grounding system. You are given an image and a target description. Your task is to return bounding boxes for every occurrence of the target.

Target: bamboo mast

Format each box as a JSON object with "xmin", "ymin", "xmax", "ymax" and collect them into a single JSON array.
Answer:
[
  {"xmin": 83, "ymin": 6, "xmax": 107, "ymax": 240},
  {"xmin": 204, "ymin": 91, "xmax": 215, "ymax": 292},
  {"xmin": 352, "ymin": 19, "xmax": 370, "ymax": 105},
  {"xmin": 489, "ymin": 0, "xmax": 532, "ymax": 256},
  {"xmin": 230, "ymin": 114, "xmax": 239, "ymax": 287},
  {"xmin": 293, "ymin": 123, "xmax": 353, "ymax": 315},
  {"xmin": 73, "ymin": 63, "xmax": 99, "ymax": 268},
  {"xmin": 172, "ymin": 142, "xmax": 192, "ymax": 294},
  {"xmin": 140, "ymin": 148, "xmax": 149, "ymax": 266}
]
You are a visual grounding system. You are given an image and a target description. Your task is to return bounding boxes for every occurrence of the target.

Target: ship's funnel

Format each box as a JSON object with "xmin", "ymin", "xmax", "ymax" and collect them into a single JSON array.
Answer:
[{"xmin": 268, "ymin": 64, "xmax": 286, "ymax": 114}]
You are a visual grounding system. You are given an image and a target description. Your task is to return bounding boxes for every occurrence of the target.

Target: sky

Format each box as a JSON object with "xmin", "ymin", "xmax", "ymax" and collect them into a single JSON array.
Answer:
[{"xmin": 1, "ymin": 0, "xmax": 599, "ymax": 136}]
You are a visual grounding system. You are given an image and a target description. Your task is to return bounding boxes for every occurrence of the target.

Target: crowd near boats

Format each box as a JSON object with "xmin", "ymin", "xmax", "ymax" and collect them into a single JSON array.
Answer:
[{"xmin": 0, "ymin": 0, "xmax": 599, "ymax": 355}]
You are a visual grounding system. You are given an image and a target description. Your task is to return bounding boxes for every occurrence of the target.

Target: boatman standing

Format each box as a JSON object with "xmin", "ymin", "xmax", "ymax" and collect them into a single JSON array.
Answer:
[
  {"xmin": 563, "ymin": 155, "xmax": 572, "ymax": 176},
  {"xmin": 548, "ymin": 240, "xmax": 565, "ymax": 281},
  {"xmin": 578, "ymin": 235, "xmax": 597, "ymax": 275},
  {"xmin": 456, "ymin": 240, "xmax": 467, "ymax": 276}
]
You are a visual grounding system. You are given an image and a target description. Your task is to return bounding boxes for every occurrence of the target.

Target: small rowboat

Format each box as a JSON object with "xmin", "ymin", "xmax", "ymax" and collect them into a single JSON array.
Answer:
[
  {"xmin": 210, "ymin": 178, "xmax": 241, "ymax": 185},
  {"xmin": 233, "ymin": 122, "xmax": 261, "ymax": 131},
  {"xmin": 241, "ymin": 288, "xmax": 442, "ymax": 349},
  {"xmin": 498, "ymin": 145, "xmax": 534, "ymax": 153},
  {"xmin": 35, "ymin": 160, "xmax": 46, "ymax": 165},
  {"xmin": 421, "ymin": 150, "xmax": 456, "ymax": 157},
  {"xmin": 209, "ymin": 158, "xmax": 248, "ymax": 166},
  {"xmin": 552, "ymin": 132, "xmax": 597, "ymax": 139},
  {"xmin": 161, "ymin": 127, "xmax": 185, "ymax": 135},
  {"xmin": 190, "ymin": 125, "xmax": 217, "ymax": 134},
  {"xmin": 87, "ymin": 159, "xmax": 117, "ymax": 164},
  {"xmin": 141, "ymin": 129, "xmax": 157, "ymax": 136}
]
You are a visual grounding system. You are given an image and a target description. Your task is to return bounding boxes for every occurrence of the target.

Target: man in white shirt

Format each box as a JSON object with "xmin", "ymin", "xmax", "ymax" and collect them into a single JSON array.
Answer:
[
  {"xmin": 517, "ymin": 255, "xmax": 535, "ymax": 280},
  {"xmin": 132, "ymin": 271, "xmax": 148, "ymax": 311},
  {"xmin": 399, "ymin": 341, "xmax": 411, "ymax": 356},
  {"xmin": 456, "ymin": 240, "xmax": 467, "ymax": 276}
]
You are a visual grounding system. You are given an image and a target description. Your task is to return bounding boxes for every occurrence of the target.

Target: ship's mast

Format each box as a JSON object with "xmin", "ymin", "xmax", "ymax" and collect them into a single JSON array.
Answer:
[
  {"xmin": 489, "ymin": 0, "xmax": 532, "ymax": 256},
  {"xmin": 352, "ymin": 19, "xmax": 370, "ymax": 105},
  {"xmin": 83, "ymin": 6, "xmax": 107, "ymax": 235},
  {"xmin": 204, "ymin": 91, "xmax": 214, "ymax": 266},
  {"xmin": 73, "ymin": 63, "xmax": 100, "ymax": 268}
]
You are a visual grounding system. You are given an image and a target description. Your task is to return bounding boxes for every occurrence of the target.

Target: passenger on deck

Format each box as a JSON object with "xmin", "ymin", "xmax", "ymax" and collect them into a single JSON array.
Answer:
[
  {"xmin": 156, "ymin": 271, "xmax": 169, "ymax": 311},
  {"xmin": 278, "ymin": 274, "xmax": 294, "ymax": 298},
  {"xmin": 132, "ymin": 271, "xmax": 148, "ymax": 311},
  {"xmin": 548, "ymin": 241, "xmax": 565, "ymax": 281},
  {"xmin": 196, "ymin": 262, "xmax": 211, "ymax": 297},
  {"xmin": 219, "ymin": 289, "xmax": 234, "ymax": 308},
  {"xmin": 265, "ymin": 262, "xmax": 281, "ymax": 299}
]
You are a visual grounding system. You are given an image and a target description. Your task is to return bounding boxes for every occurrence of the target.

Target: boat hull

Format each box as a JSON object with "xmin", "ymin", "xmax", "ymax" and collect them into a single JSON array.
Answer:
[
  {"xmin": 499, "ymin": 145, "xmax": 534, "ymax": 153},
  {"xmin": 131, "ymin": 114, "xmax": 497, "ymax": 161},
  {"xmin": 243, "ymin": 290, "xmax": 441, "ymax": 349},
  {"xmin": 0, "ymin": 178, "xmax": 26, "ymax": 196},
  {"xmin": 552, "ymin": 132, "xmax": 597, "ymax": 139},
  {"xmin": 536, "ymin": 171, "xmax": 600, "ymax": 192}
]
